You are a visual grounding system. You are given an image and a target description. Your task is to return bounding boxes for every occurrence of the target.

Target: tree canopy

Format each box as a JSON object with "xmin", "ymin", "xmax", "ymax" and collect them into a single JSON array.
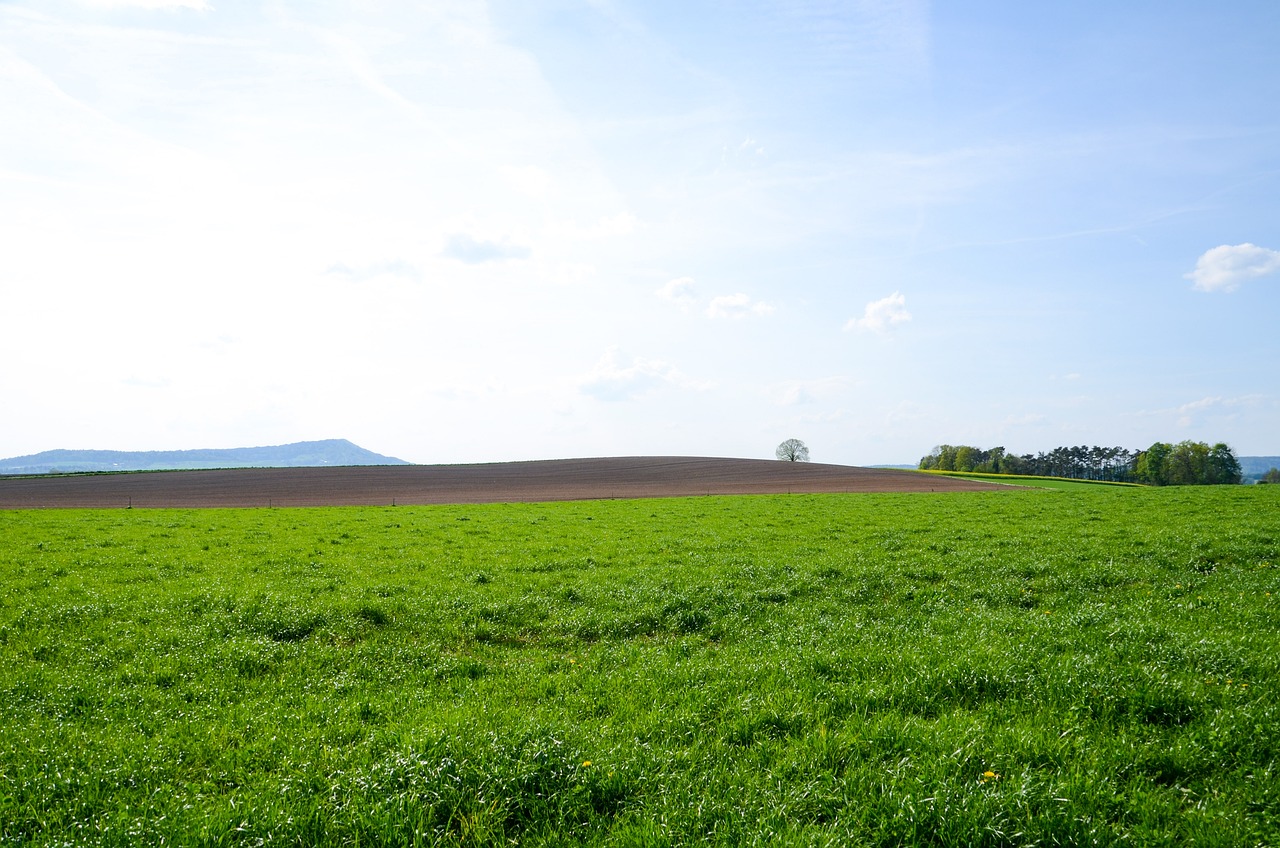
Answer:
[
  {"xmin": 919, "ymin": 441, "xmax": 1242, "ymax": 485},
  {"xmin": 776, "ymin": 439, "xmax": 810, "ymax": 462}
]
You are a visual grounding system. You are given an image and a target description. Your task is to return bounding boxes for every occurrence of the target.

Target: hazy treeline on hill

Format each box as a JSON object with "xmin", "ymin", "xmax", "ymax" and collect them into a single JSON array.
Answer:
[
  {"xmin": 0, "ymin": 439, "xmax": 407, "ymax": 475},
  {"xmin": 919, "ymin": 441, "xmax": 1243, "ymax": 485},
  {"xmin": 1240, "ymin": 456, "xmax": 1280, "ymax": 484}
]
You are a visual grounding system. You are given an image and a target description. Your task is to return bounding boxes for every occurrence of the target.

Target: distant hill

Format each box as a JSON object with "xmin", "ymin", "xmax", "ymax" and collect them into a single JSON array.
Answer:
[
  {"xmin": 0, "ymin": 439, "xmax": 409, "ymax": 475},
  {"xmin": 1240, "ymin": 456, "xmax": 1280, "ymax": 483}
]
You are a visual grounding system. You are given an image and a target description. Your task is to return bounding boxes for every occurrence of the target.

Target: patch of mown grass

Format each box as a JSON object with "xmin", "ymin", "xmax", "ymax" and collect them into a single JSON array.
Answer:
[{"xmin": 1, "ymin": 486, "xmax": 1278, "ymax": 846}]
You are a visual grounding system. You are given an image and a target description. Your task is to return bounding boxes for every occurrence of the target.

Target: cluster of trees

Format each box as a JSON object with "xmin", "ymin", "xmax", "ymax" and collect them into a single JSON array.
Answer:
[
  {"xmin": 1134, "ymin": 441, "xmax": 1243, "ymax": 486},
  {"xmin": 918, "ymin": 444, "xmax": 1138, "ymax": 481},
  {"xmin": 919, "ymin": 441, "xmax": 1243, "ymax": 485}
]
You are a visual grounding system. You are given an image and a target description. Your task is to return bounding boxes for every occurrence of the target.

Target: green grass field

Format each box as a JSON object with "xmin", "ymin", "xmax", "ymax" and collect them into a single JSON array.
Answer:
[
  {"xmin": 920, "ymin": 470, "xmax": 1144, "ymax": 491},
  {"xmin": 2, "ymin": 486, "xmax": 1278, "ymax": 846}
]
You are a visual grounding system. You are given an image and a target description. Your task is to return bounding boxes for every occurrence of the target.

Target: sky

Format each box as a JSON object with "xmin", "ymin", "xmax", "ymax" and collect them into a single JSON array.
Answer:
[{"xmin": 3, "ymin": 0, "xmax": 1278, "ymax": 466}]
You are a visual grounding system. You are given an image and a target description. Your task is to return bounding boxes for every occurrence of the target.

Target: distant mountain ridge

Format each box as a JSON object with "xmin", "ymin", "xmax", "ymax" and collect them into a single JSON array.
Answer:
[
  {"xmin": 1240, "ymin": 456, "xmax": 1280, "ymax": 483},
  {"xmin": 0, "ymin": 439, "xmax": 409, "ymax": 475}
]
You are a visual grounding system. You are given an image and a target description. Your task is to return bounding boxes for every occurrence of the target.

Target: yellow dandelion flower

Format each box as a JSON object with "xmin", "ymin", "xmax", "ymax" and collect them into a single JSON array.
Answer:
[{"xmin": 582, "ymin": 760, "xmax": 592, "ymax": 767}]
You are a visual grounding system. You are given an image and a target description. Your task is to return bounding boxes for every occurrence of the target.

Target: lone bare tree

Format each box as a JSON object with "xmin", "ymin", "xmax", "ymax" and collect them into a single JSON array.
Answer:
[{"xmin": 776, "ymin": 438, "xmax": 810, "ymax": 462}]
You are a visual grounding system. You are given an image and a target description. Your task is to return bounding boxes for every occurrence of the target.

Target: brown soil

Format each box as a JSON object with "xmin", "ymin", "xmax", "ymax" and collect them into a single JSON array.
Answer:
[{"xmin": 0, "ymin": 456, "xmax": 1012, "ymax": 509}]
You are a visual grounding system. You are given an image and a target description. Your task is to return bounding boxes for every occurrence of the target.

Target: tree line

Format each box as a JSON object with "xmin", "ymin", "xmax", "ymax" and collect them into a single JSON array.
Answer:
[{"xmin": 918, "ymin": 441, "xmax": 1243, "ymax": 485}]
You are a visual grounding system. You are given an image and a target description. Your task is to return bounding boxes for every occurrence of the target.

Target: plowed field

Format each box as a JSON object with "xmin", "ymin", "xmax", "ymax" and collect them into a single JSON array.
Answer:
[{"xmin": 0, "ymin": 456, "xmax": 1009, "ymax": 509}]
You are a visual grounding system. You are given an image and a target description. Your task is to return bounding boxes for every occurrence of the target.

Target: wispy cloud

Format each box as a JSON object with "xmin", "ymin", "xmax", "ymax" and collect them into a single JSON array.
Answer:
[
  {"xmin": 1178, "ymin": 396, "xmax": 1225, "ymax": 415},
  {"xmin": 311, "ymin": 28, "xmax": 425, "ymax": 126},
  {"xmin": 122, "ymin": 374, "xmax": 173, "ymax": 388},
  {"xmin": 771, "ymin": 376, "xmax": 853, "ymax": 406},
  {"xmin": 325, "ymin": 260, "xmax": 422, "ymax": 283},
  {"xmin": 1185, "ymin": 243, "xmax": 1280, "ymax": 292},
  {"xmin": 545, "ymin": 213, "xmax": 637, "ymax": 242},
  {"xmin": 77, "ymin": 0, "xmax": 210, "ymax": 8},
  {"xmin": 1175, "ymin": 395, "xmax": 1265, "ymax": 422},
  {"xmin": 1131, "ymin": 394, "xmax": 1268, "ymax": 428},
  {"xmin": 579, "ymin": 347, "xmax": 709, "ymax": 401},
  {"xmin": 500, "ymin": 165, "xmax": 554, "ymax": 198},
  {"xmin": 656, "ymin": 279, "xmax": 772, "ymax": 319},
  {"xmin": 537, "ymin": 261, "xmax": 596, "ymax": 287},
  {"xmin": 706, "ymin": 293, "xmax": 774, "ymax": 319},
  {"xmin": 656, "ymin": 276, "xmax": 696, "ymax": 309},
  {"xmin": 767, "ymin": 0, "xmax": 930, "ymax": 86},
  {"xmin": 442, "ymin": 234, "xmax": 531, "ymax": 264},
  {"xmin": 844, "ymin": 291, "xmax": 911, "ymax": 333}
]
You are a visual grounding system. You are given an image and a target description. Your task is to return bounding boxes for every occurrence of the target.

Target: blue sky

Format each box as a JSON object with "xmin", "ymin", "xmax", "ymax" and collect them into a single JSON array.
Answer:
[{"xmin": 2, "ymin": 0, "xmax": 1278, "ymax": 465}]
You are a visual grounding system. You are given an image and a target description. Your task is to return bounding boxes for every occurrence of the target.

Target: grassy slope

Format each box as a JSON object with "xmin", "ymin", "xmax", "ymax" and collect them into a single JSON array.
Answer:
[
  {"xmin": 920, "ymin": 469, "xmax": 1144, "ymax": 491},
  {"xmin": 1, "ymin": 487, "xmax": 1278, "ymax": 846}
]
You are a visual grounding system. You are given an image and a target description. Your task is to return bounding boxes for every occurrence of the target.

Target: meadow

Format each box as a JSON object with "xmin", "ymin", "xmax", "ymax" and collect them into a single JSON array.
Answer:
[
  {"xmin": 1, "ymin": 486, "xmax": 1277, "ymax": 846},
  {"xmin": 920, "ymin": 471, "xmax": 1145, "ymax": 492}
]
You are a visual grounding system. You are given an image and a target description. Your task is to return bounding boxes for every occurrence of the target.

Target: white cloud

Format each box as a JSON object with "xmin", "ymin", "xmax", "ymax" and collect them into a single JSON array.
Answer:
[
  {"xmin": 546, "ymin": 213, "xmax": 637, "ymax": 241},
  {"xmin": 657, "ymin": 280, "xmax": 772, "ymax": 319},
  {"xmin": 78, "ymin": 0, "xmax": 210, "ymax": 8},
  {"xmin": 1185, "ymin": 243, "xmax": 1280, "ymax": 292},
  {"xmin": 1174, "ymin": 394, "xmax": 1264, "ymax": 424},
  {"xmin": 706, "ymin": 292, "xmax": 774, "ymax": 319},
  {"xmin": 123, "ymin": 374, "xmax": 173, "ymax": 389},
  {"xmin": 1133, "ymin": 394, "xmax": 1267, "ymax": 428},
  {"xmin": 537, "ymin": 261, "xmax": 596, "ymax": 287},
  {"xmin": 325, "ymin": 259, "xmax": 422, "ymax": 283},
  {"xmin": 579, "ymin": 347, "xmax": 708, "ymax": 401},
  {"xmin": 844, "ymin": 291, "xmax": 911, "ymax": 333},
  {"xmin": 656, "ymin": 276, "xmax": 696, "ymax": 308},
  {"xmin": 442, "ymin": 234, "xmax": 531, "ymax": 264},
  {"xmin": 500, "ymin": 165, "xmax": 554, "ymax": 198},
  {"xmin": 771, "ymin": 376, "xmax": 853, "ymax": 406},
  {"xmin": 1178, "ymin": 396, "xmax": 1223, "ymax": 415}
]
